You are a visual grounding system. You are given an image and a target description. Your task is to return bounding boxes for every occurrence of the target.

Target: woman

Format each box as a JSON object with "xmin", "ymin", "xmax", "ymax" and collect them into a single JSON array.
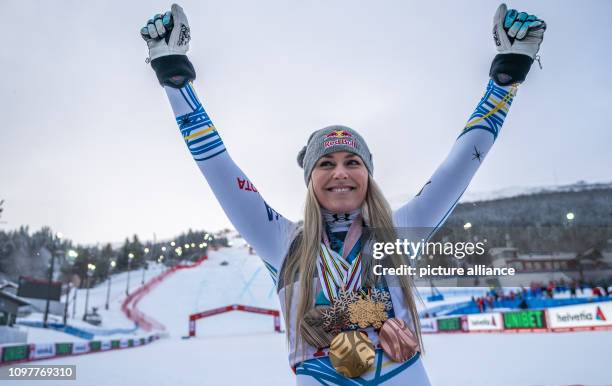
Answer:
[{"xmin": 140, "ymin": 4, "xmax": 546, "ymax": 384}]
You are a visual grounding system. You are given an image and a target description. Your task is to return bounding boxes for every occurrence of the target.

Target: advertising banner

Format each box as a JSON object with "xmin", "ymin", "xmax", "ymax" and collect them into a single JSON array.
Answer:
[
  {"xmin": 467, "ymin": 312, "xmax": 503, "ymax": 332},
  {"xmin": 72, "ymin": 342, "xmax": 89, "ymax": 354},
  {"xmin": 89, "ymin": 341, "xmax": 101, "ymax": 351},
  {"xmin": 31, "ymin": 343, "xmax": 56, "ymax": 359},
  {"xmin": 101, "ymin": 341, "xmax": 111, "ymax": 351},
  {"xmin": 503, "ymin": 310, "xmax": 547, "ymax": 331},
  {"xmin": 55, "ymin": 343, "xmax": 73, "ymax": 356},
  {"xmin": 437, "ymin": 316, "xmax": 463, "ymax": 332},
  {"xmin": 119, "ymin": 338, "xmax": 129, "ymax": 348},
  {"xmin": 2, "ymin": 345, "xmax": 29, "ymax": 363},
  {"xmin": 420, "ymin": 318, "xmax": 438, "ymax": 333},
  {"xmin": 548, "ymin": 301, "xmax": 612, "ymax": 331}
]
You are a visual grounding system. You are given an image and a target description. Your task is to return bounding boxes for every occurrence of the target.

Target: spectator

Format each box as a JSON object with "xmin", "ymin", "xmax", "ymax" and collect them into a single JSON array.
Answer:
[
  {"xmin": 477, "ymin": 297, "xmax": 485, "ymax": 313},
  {"xmin": 592, "ymin": 287, "xmax": 603, "ymax": 298},
  {"xmin": 570, "ymin": 281, "xmax": 577, "ymax": 298}
]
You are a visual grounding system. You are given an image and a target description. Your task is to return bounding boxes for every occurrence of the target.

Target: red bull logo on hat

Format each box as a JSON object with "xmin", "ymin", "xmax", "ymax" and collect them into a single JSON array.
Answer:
[
  {"xmin": 325, "ymin": 130, "xmax": 353, "ymax": 139},
  {"xmin": 323, "ymin": 138, "xmax": 356, "ymax": 149}
]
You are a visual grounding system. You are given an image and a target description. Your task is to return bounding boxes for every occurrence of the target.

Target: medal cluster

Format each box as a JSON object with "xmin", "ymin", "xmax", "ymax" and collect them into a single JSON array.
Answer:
[
  {"xmin": 320, "ymin": 288, "xmax": 392, "ymax": 333},
  {"xmin": 300, "ymin": 287, "xmax": 419, "ymax": 378}
]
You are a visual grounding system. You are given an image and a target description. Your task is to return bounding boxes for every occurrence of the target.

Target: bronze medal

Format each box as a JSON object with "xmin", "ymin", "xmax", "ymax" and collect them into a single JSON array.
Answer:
[
  {"xmin": 378, "ymin": 317, "xmax": 419, "ymax": 363},
  {"xmin": 300, "ymin": 306, "xmax": 334, "ymax": 348},
  {"xmin": 329, "ymin": 331, "xmax": 375, "ymax": 378}
]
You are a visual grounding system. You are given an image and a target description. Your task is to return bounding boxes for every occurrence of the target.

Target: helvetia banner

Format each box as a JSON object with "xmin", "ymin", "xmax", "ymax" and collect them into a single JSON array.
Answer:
[
  {"xmin": 467, "ymin": 312, "xmax": 503, "ymax": 331},
  {"xmin": 548, "ymin": 301, "xmax": 612, "ymax": 330},
  {"xmin": 72, "ymin": 342, "xmax": 89, "ymax": 354},
  {"xmin": 420, "ymin": 317, "xmax": 438, "ymax": 333},
  {"xmin": 31, "ymin": 343, "xmax": 56, "ymax": 359}
]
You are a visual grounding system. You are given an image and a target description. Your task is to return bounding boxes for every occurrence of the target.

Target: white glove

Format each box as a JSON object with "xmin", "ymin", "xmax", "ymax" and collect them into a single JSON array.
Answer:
[
  {"xmin": 140, "ymin": 3, "xmax": 191, "ymax": 62},
  {"xmin": 493, "ymin": 3, "xmax": 546, "ymax": 60},
  {"xmin": 140, "ymin": 4, "xmax": 195, "ymax": 87},
  {"xmin": 490, "ymin": 3, "xmax": 546, "ymax": 85}
]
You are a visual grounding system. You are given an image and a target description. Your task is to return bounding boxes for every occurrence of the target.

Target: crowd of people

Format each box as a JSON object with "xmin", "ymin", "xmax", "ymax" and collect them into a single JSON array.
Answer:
[{"xmin": 470, "ymin": 279, "xmax": 611, "ymax": 313}]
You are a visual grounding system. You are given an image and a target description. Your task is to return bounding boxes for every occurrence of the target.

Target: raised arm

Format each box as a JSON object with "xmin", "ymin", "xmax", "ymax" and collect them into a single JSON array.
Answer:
[
  {"xmin": 393, "ymin": 3, "xmax": 546, "ymax": 240},
  {"xmin": 165, "ymin": 83, "xmax": 297, "ymax": 280},
  {"xmin": 393, "ymin": 79, "xmax": 516, "ymax": 235},
  {"xmin": 140, "ymin": 5, "xmax": 297, "ymax": 282}
]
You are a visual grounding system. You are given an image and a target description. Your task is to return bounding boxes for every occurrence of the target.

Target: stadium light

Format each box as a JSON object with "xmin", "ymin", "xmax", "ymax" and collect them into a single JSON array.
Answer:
[
  {"xmin": 106, "ymin": 259, "xmax": 116, "ymax": 310},
  {"xmin": 84, "ymin": 264, "xmax": 96, "ymax": 318},
  {"xmin": 126, "ymin": 253, "xmax": 134, "ymax": 295}
]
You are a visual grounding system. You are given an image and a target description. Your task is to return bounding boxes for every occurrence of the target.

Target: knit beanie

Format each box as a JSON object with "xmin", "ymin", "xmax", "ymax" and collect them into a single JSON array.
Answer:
[{"xmin": 297, "ymin": 125, "xmax": 373, "ymax": 185}]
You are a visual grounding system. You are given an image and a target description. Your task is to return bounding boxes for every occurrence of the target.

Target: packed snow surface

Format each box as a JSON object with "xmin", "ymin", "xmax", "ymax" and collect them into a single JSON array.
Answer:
[{"xmin": 4, "ymin": 243, "xmax": 610, "ymax": 386}]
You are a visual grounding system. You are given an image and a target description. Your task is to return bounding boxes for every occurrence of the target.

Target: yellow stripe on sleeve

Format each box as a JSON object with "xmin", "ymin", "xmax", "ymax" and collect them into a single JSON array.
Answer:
[{"xmin": 184, "ymin": 125, "xmax": 216, "ymax": 141}]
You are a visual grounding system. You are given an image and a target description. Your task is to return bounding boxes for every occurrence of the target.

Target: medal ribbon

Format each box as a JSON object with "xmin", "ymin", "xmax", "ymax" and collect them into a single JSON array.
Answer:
[{"xmin": 316, "ymin": 214, "xmax": 364, "ymax": 302}]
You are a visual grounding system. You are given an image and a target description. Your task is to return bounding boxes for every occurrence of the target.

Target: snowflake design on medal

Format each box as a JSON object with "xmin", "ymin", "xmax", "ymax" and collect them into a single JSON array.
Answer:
[
  {"xmin": 348, "ymin": 294, "xmax": 388, "ymax": 329},
  {"xmin": 370, "ymin": 288, "xmax": 393, "ymax": 312},
  {"xmin": 321, "ymin": 288, "xmax": 359, "ymax": 334}
]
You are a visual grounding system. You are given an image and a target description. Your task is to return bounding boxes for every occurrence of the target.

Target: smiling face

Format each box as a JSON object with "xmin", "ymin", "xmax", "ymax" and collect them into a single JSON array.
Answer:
[{"xmin": 311, "ymin": 151, "xmax": 369, "ymax": 213}]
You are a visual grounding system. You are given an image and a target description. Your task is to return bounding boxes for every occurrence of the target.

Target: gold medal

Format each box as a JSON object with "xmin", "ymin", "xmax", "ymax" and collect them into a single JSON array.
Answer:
[
  {"xmin": 348, "ymin": 294, "xmax": 388, "ymax": 329},
  {"xmin": 329, "ymin": 331, "xmax": 375, "ymax": 378}
]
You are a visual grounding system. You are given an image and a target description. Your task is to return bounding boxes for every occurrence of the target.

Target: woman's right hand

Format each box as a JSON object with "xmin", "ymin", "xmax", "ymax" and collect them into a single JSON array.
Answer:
[
  {"xmin": 140, "ymin": 3, "xmax": 191, "ymax": 61},
  {"xmin": 140, "ymin": 4, "xmax": 196, "ymax": 87}
]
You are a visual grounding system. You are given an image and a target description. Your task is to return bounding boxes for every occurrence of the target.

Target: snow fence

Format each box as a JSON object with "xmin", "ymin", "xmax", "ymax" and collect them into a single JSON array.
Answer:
[
  {"xmin": 421, "ymin": 300, "xmax": 612, "ymax": 334},
  {"xmin": 0, "ymin": 334, "xmax": 161, "ymax": 366}
]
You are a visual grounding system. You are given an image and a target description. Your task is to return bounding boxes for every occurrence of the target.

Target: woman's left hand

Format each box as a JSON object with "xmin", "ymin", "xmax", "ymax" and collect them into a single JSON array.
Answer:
[
  {"xmin": 493, "ymin": 3, "xmax": 546, "ymax": 60},
  {"xmin": 489, "ymin": 3, "xmax": 547, "ymax": 85}
]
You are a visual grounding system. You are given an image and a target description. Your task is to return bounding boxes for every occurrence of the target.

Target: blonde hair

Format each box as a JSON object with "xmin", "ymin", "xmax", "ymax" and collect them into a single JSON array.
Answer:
[{"xmin": 280, "ymin": 176, "xmax": 424, "ymax": 353}]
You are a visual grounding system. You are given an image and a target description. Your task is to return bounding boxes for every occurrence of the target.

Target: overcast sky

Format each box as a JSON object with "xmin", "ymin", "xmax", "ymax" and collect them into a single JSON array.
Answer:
[{"xmin": 1, "ymin": 0, "xmax": 610, "ymax": 245}]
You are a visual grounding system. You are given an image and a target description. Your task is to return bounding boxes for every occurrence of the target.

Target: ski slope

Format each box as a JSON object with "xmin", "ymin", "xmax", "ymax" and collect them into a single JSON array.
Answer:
[{"xmin": 4, "ymin": 243, "xmax": 611, "ymax": 385}]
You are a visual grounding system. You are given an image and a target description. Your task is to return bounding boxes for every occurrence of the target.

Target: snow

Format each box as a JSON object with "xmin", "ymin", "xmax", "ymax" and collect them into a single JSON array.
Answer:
[
  {"xmin": 21, "ymin": 326, "xmax": 87, "ymax": 344},
  {"xmin": 3, "ymin": 243, "xmax": 611, "ymax": 385}
]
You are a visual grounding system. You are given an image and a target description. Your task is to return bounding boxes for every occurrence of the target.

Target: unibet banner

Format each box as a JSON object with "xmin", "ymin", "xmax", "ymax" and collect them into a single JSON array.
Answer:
[
  {"xmin": 420, "ymin": 318, "xmax": 438, "ymax": 333},
  {"xmin": 467, "ymin": 312, "xmax": 503, "ymax": 331},
  {"xmin": 503, "ymin": 310, "xmax": 546, "ymax": 330},
  {"xmin": 548, "ymin": 301, "xmax": 612, "ymax": 329},
  {"xmin": 89, "ymin": 341, "xmax": 101, "ymax": 351},
  {"xmin": 55, "ymin": 343, "xmax": 73, "ymax": 356},
  {"xmin": 437, "ymin": 317, "xmax": 462, "ymax": 332},
  {"xmin": 2, "ymin": 345, "xmax": 29, "ymax": 363}
]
